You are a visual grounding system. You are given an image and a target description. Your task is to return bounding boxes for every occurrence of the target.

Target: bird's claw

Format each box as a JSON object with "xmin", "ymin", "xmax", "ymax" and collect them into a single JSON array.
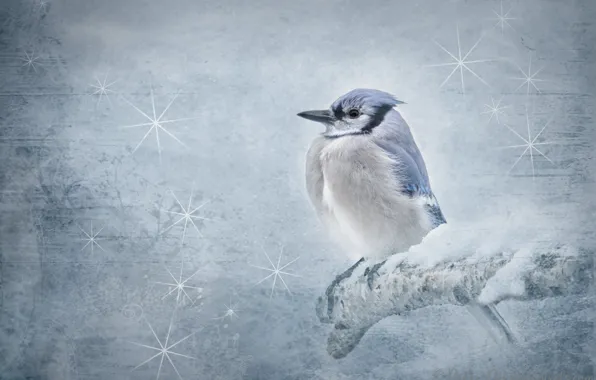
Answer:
[{"xmin": 364, "ymin": 260, "xmax": 386, "ymax": 291}]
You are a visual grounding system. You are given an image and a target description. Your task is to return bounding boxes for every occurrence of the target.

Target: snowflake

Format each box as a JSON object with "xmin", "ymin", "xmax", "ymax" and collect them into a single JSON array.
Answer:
[
  {"xmin": 512, "ymin": 53, "xmax": 545, "ymax": 96},
  {"xmin": 21, "ymin": 51, "xmax": 42, "ymax": 72},
  {"xmin": 128, "ymin": 313, "xmax": 197, "ymax": 380},
  {"xmin": 502, "ymin": 107, "xmax": 554, "ymax": 178},
  {"xmin": 426, "ymin": 25, "xmax": 491, "ymax": 93},
  {"xmin": 154, "ymin": 261, "xmax": 204, "ymax": 306},
  {"xmin": 161, "ymin": 185, "xmax": 211, "ymax": 245},
  {"xmin": 492, "ymin": 1, "xmax": 516, "ymax": 34},
  {"xmin": 119, "ymin": 87, "xmax": 199, "ymax": 162},
  {"xmin": 250, "ymin": 246, "xmax": 300, "ymax": 299},
  {"xmin": 482, "ymin": 97, "xmax": 508, "ymax": 124},
  {"xmin": 78, "ymin": 221, "xmax": 107, "ymax": 256},
  {"xmin": 90, "ymin": 73, "xmax": 117, "ymax": 106}
]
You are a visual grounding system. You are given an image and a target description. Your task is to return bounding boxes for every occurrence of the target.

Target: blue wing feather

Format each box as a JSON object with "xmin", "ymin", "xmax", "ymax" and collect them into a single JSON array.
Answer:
[
  {"xmin": 403, "ymin": 181, "xmax": 446, "ymax": 227},
  {"xmin": 424, "ymin": 198, "xmax": 447, "ymax": 227},
  {"xmin": 375, "ymin": 140, "xmax": 447, "ymax": 228},
  {"xmin": 374, "ymin": 121, "xmax": 513, "ymax": 343}
]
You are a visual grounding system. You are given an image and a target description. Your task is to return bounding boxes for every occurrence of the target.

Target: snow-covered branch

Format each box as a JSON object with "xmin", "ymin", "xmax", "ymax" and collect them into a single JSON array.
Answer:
[{"xmin": 316, "ymin": 222, "xmax": 593, "ymax": 359}]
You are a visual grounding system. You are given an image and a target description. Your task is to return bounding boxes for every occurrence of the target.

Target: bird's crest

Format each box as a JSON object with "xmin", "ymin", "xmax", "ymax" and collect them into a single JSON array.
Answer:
[{"xmin": 331, "ymin": 89, "xmax": 405, "ymax": 114}]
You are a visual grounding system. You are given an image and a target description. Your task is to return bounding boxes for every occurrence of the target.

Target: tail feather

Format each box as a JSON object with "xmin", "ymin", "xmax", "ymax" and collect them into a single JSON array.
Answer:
[{"xmin": 467, "ymin": 303, "xmax": 517, "ymax": 344}]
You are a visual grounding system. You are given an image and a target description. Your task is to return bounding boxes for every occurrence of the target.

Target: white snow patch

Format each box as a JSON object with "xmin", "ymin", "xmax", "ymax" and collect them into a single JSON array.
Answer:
[
  {"xmin": 478, "ymin": 245, "xmax": 535, "ymax": 304},
  {"xmin": 378, "ymin": 206, "xmax": 576, "ymax": 304}
]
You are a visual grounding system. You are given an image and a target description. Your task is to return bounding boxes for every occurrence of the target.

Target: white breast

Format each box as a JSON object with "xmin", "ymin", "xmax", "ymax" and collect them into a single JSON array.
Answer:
[
  {"xmin": 318, "ymin": 136, "xmax": 433, "ymax": 259},
  {"xmin": 321, "ymin": 180, "xmax": 371, "ymax": 256}
]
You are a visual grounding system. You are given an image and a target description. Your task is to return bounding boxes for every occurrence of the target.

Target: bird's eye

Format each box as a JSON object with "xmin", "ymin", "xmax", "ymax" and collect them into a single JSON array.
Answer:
[{"xmin": 347, "ymin": 109, "xmax": 361, "ymax": 119}]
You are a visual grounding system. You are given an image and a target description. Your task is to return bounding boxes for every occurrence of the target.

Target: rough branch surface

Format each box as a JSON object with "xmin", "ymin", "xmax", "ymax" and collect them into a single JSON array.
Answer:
[{"xmin": 315, "ymin": 223, "xmax": 593, "ymax": 359}]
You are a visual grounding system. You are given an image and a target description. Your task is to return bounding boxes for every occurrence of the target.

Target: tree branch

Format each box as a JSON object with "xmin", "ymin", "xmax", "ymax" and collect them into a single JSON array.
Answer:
[{"xmin": 316, "ymin": 224, "xmax": 593, "ymax": 359}]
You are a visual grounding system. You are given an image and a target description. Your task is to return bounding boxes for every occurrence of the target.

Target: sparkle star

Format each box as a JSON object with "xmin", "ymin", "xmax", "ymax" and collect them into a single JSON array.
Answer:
[
  {"xmin": 250, "ymin": 246, "xmax": 300, "ymax": 299},
  {"xmin": 21, "ymin": 51, "xmax": 41, "ymax": 72},
  {"xmin": 161, "ymin": 185, "xmax": 211, "ymax": 245},
  {"xmin": 37, "ymin": 0, "xmax": 49, "ymax": 11},
  {"xmin": 154, "ymin": 261, "xmax": 204, "ymax": 305},
  {"xmin": 502, "ymin": 108, "xmax": 554, "ymax": 178},
  {"xmin": 90, "ymin": 74, "xmax": 117, "ymax": 106},
  {"xmin": 482, "ymin": 97, "xmax": 508, "ymax": 124},
  {"xmin": 426, "ymin": 25, "xmax": 492, "ymax": 93},
  {"xmin": 128, "ymin": 313, "xmax": 196, "ymax": 380},
  {"xmin": 492, "ymin": 1, "xmax": 516, "ymax": 34},
  {"xmin": 512, "ymin": 54, "xmax": 545, "ymax": 96},
  {"xmin": 214, "ymin": 296, "xmax": 240, "ymax": 322},
  {"xmin": 119, "ymin": 87, "xmax": 199, "ymax": 162},
  {"xmin": 78, "ymin": 221, "xmax": 106, "ymax": 255}
]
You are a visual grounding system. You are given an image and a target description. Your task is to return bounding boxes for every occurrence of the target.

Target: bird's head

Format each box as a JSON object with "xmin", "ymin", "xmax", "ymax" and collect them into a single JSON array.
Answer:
[{"xmin": 297, "ymin": 89, "xmax": 404, "ymax": 138}]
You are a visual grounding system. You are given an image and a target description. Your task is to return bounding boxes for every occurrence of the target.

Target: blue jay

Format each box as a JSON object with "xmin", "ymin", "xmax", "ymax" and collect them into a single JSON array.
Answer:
[{"xmin": 297, "ymin": 88, "xmax": 515, "ymax": 343}]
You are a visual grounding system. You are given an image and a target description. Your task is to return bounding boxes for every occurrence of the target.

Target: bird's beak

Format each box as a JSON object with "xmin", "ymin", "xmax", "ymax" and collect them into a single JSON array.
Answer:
[{"xmin": 296, "ymin": 109, "xmax": 334, "ymax": 124}]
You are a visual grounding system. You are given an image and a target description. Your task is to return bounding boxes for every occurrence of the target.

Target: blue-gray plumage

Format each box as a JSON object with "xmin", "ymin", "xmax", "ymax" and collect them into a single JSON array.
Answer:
[
  {"xmin": 297, "ymin": 88, "xmax": 515, "ymax": 344},
  {"xmin": 298, "ymin": 88, "xmax": 445, "ymax": 259}
]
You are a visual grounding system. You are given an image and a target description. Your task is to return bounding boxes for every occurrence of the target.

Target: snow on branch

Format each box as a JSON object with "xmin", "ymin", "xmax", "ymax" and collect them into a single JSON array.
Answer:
[{"xmin": 315, "ymin": 222, "xmax": 593, "ymax": 359}]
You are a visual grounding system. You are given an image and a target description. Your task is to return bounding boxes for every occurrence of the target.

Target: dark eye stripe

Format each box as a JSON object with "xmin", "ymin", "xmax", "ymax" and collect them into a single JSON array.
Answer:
[{"xmin": 333, "ymin": 108, "xmax": 345, "ymax": 119}]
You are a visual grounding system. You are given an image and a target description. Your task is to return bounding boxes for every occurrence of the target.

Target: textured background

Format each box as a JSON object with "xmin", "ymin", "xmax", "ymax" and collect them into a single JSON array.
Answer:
[{"xmin": 0, "ymin": 0, "xmax": 594, "ymax": 379}]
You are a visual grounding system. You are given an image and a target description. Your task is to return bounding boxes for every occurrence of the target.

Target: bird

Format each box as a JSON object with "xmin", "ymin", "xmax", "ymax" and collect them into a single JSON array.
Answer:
[{"xmin": 297, "ymin": 88, "xmax": 516, "ymax": 343}]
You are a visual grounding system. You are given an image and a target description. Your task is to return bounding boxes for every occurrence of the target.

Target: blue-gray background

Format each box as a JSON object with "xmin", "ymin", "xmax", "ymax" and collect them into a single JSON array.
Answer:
[{"xmin": 1, "ymin": 0, "xmax": 594, "ymax": 379}]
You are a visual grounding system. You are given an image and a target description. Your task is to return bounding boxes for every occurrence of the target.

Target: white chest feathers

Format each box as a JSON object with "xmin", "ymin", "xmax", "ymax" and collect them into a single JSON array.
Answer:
[{"xmin": 317, "ymin": 137, "xmax": 433, "ymax": 259}]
